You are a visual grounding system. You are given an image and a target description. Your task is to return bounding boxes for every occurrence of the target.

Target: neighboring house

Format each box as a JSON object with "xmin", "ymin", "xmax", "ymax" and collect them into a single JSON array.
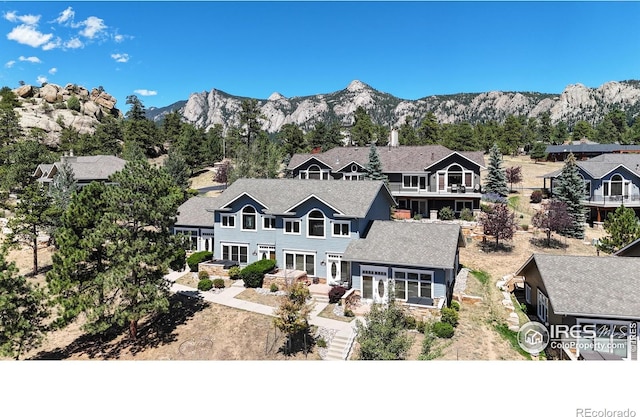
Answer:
[
  {"xmin": 173, "ymin": 196, "xmax": 217, "ymax": 253},
  {"xmin": 287, "ymin": 145, "xmax": 485, "ymax": 218},
  {"xmin": 343, "ymin": 221, "xmax": 464, "ymax": 309},
  {"xmin": 542, "ymin": 154, "xmax": 640, "ymax": 222},
  {"xmin": 614, "ymin": 237, "xmax": 640, "ymax": 257},
  {"xmin": 514, "ymin": 253, "xmax": 640, "ymax": 360},
  {"xmin": 33, "ymin": 153, "xmax": 127, "ymax": 187},
  {"xmin": 545, "ymin": 143, "xmax": 640, "ymax": 162},
  {"xmin": 211, "ymin": 178, "xmax": 464, "ymax": 309}
]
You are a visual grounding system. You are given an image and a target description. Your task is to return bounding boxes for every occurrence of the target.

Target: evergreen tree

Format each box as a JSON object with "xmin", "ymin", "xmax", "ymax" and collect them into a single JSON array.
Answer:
[
  {"xmin": 552, "ymin": 121, "xmax": 569, "ymax": 145},
  {"xmin": 307, "ymin": 121, "xmax": 328, "ymax": 151},
  {"xmin": 92, "ymin": 115, "xmax": 123, "ymax": 156},
  {"xmin": 553, "ymin": 153, "xmax": 588, "ymax": 239},
  {"xmin": 0, "ymin": 247, "xmax": 49, "ymax": 360},
  {"xmin": 48, "ymin": 158, "xmax": 78, "ymax": 243},
  {"xmin": 278, "ymin": 123, "xmax": 306, "ymax": 156},
  {"xmin": 202, "ymin": 124, "xmax": 224, "ymax": 165},
  {"xmin": 239, "ymin": 99, "xmax": 264, "ymax": 149},
  {"xmin": 398, "ymin": 116, "xmax": 417, "ymax": 145},
  {"xmin": 365, "ymin": 142, "xmax": 387, "ymax": 181},
  {"xmin": 571, "ymin": 120, "xmax": 594, "ymax": 142},
  {"xmin": 530, "ymin": 141, "xmax": 547, "ymax": 163},
  {"xmin": 417, "ymin": 112, "xmax": 440, "ymax": 145},
  {"xmin": 350, "ymin": 106, "xmax": 375, "ymax": 146},
  {"xmin": 538, "ymin": 112, "xmax": 553, "ymax": 143},
  {"xmin": 483, "ymin": 144, "xmax": 508, "ymax": 196},
  {"xmin": 355, "ymin": 300, "xmax": 411, "ymax": 360},
  {"xmin": 597, "ymin": 205, "xmax": 640, "ymax": 254},
  {"xmin": 163, "ymin": 147, "xmax": 191, "ymax": 191}
]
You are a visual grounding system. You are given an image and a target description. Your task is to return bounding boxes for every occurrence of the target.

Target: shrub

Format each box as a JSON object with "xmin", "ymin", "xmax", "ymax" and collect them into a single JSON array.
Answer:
[
  {"xmin": 460, "ymin": 207, "xmax": 475, "ymax": 222},
  {"xmin": 228, "ymin": 266, "xmax": 241, "ymax": 280},
  {"xmin": 450, "ymin": 300, "xmax": 461, "ymax": 312},
  {"xmin": 328, "ymin": 286, "xmax": 347, "ymax": 303},
  {"xmin": 482, "ymin": 192, "xmax": 507, "ymax": 204},
  {"xmin": 198, "ymin": 270, "xmax": 209, "ymax": 280},
  {"xmin": 187, "ymin": 251, "xmax": 213, "ymax": 272},
  {"xmin": 439, "ymin": 206, "xmax": 455, "ymax": 220},
  {"xmin": 212, "ymin": 278, "xmax": 225, "ymax": 289},
  {"xmin": 440, "ymin": 307, "xmax": 459, "ymax": 327},
  {"xmin": 344, "ymin": 309, "xmax": 355, "ymax": 318},
  {"xmin": 521, "ymin": 224, "xmax": 529, "ymax": 231},
  {"xmin": 480, "ymin": 203, "xmax": 493, "ymax": 213},
  {"xmin": 404, "ymin": 315, "xmax": 417, "ymax": 329},
  {"xmin": 433, "ymin": 322, "xmax": 454, "ymax": 338},
  {"xmin": 530, "ymin": 189, "xmax": 543, "ymax": 203},
  {"xmin": 67, "ymin": 95, "xmax": 81, "ymax": 112},
  {"xmin": 317, "ymin": 337, "xmax": 327, "ymax": 348},
  {"xmin": 416, "ymin": 320, "xmax": 426, "ymax": 334},
  {"xmin": 240, "ymin": 259, "xmax": 276, "ymax": 288},
  {"xmin": 413, "ymin": 213, "xmax": 423, "ymax": 221},
  {"xmin": 270, "ymin": 283, "xmax": 279, "ymax": 293},
  {"xmin": 197, "ymin": 278, "xmax": 213, "ymax": 291}
]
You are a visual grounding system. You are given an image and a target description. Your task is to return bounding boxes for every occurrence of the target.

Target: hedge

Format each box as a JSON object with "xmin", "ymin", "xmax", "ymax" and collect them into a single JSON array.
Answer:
[
  {"xmin": 187, "ymin": 251, "xmax": 213, "ymax": 272},
  {"xmin": 240, "ymin": 259, "xmax": 277, "ymax": 288},
  {"xmin": 197, "ymin": 278, "xmax": 213, "ymax": 291}
]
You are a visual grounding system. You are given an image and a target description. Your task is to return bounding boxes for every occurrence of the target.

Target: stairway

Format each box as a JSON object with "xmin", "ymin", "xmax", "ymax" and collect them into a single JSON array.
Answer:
[{"xmin": 324, "ymin": 328, "xmax": 356, "ymax": 361}]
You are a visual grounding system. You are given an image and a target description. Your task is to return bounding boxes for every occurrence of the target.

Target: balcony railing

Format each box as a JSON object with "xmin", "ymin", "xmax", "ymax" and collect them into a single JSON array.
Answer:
[
  {"xmin": 388, "ymin": 183, "xmax": 481, "ymax": 194},
  {"xmin": 584, "ymin": 194, "xmax": 640, "ymax": 204}
]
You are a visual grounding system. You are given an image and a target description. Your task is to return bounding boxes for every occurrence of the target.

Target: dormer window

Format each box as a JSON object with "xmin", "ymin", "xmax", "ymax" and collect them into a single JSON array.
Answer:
[
  {"xmin": 241, "ymin": 206, "xmax": 257, "ymax": 231},
  {"xmin": 300, "ymin": 164, "xmax": 329, "ymax": 180}
]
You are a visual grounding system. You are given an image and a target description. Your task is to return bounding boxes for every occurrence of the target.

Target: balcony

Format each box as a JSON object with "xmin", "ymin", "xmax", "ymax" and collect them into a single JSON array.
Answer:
[
  {"xmin": 388, "ymin": 182, "xmax": 482, "ymax": 196},
  {"xmin": 583, "ymin": 194, "xmax": 640, "ymax": 207}
]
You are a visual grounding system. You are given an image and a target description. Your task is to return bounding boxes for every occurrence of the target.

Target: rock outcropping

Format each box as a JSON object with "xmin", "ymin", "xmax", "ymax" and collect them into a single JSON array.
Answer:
[{"xmin": 11, "ymin": 83, "xmax": 121, "ymax": 147}]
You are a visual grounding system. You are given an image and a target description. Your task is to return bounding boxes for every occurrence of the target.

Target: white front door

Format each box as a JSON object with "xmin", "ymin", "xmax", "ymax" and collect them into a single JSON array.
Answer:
[
  {"xmin": 326, "ymin": 254, "xmax": 343, "ymax": 285},
  {"xmin": 361, "ymin": 265, "xmax": 388, "ymax": 303}
]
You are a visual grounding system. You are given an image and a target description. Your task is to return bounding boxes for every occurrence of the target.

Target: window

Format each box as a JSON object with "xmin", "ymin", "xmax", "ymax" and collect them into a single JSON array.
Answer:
[
  {"xmin": 221, "ymin": 214, "xmax": 235, "ymax": 228},
  {"xmin": 524, "ymin": 283, "xmax": 531, "ymax": 304},
  {"xmin": 300, "ymin": 164, "xmax": 329, "ymax": 180},
  {"xmin": 537, "ymin": 289, "xmax": 548, "ymax": 323},
  {"xmin": 263, "ymin": 216, "xmax": 276, "ymax": 230},
  {"xmin": 176, "ymin": 229, "xmax": 198, "ymax": 251},
  {"xmin": 332, "ymin": 221, "xmax": 350, "ymax": 237},
  {"xmin": 610, "ymin": 174, "xmax": 623, "ymax": 196},
  {"xmin": 221, "ymin": 243, "xmax": 248, "ymax": 264},
  {"xmin": 241, "ymin": 206, "xmax": 257, "ymax": 231},
  {"xmin": 577, "ymin": 321, "xmax": 631, "ymax": 359},
  {"xmin": 284, "ymin": 219, "xmax": 301, "ymax": 235},
  {"xmin": 455, "ymin": 200, "xmax": 473, "ymax": 212},
  {"xmin": 343, "ymin": 173, "xmax": 364, "ymax": 181},
  {"xmin": 307, "ymin": 210, "xmax": 325, "ymax": 238},
  {"xmin": 392, "ymin": 269, "xmax": 433, "ymax": 301},
  {"xmin": 447, "ymin": 164, "xmax": 463, "ymax": 186},
  {"xmin": 285, "ymin": 251, "xmax": 315, "ymax": 276},
  {"xmin": 258, "ymin": 245, "xmax": 276, "ymax": 261}
]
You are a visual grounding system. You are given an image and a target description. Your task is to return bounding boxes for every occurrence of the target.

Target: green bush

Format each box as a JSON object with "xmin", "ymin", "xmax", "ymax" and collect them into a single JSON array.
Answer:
[
  {"xmin": 521, "ymin": 224, "xmax": 529, "ymax": 231},
  {"xmin": 187, "ymin": 251, "xmax": 213, "ymax": 272},
  {"xmin": 433, "ymin": 322, "xmax": 454, "ymax": 338},
  {"xmin": 317, "ymin": 337, "xmax": 327, "ymax": 348},
  {"xmin": 413, "ymin": 214, "xmax": 423, "ymax": 221},
  {"xmin": 460, "ymin": 207, "xmax": 475, "ymax": 222},
  {"xmin": 344, "ymin": 309, "xmax": 355, "ymax": 318},
  {"xmin": 198, "ymin": 270, "xmax": 209, "ymax": 280},
  {"xmin": 228, "ymin": 266, "xmax": 241, "ymax": 280},
  {"xmin": 197, "ymin": 278, "xmax": 213, "ymax": 291},
  {"xmin": 212, "ymin": 278, "xmax": 225, "ymax": 289},
  {"xmin": 440, "ymin": 307, "xmax": 459, "ymax": 327},
  {"xmin": 270, "ymin": 283, "xmax": 279, "ymax": 293},
  {"xmin": 480, "ymin": 203, "xmax": 493, "ymax": 213},
  {"xmin": 530, "ymin": 190, "xmax": 543, "ymax": 203},
  {"xmin": 450, "ymin": 300, "xmax": 461, "ymax": 312},
  {"xmin": 240, "ymin": 259, "xmax": 276, "ymax": 288},
  {"xmin": 67, "ymin": 95, "xmax": 81, "ymax": 112},
  {"xmin": 439, "ymin": 206, "xmax": 455, "ymax": 220},
  {"xmin": 404, "ymin": 315, "xmax": 417, "ymax": 329},
  {"xmin": 416, "ymin": 320, "xmax": 427, "ymax": 334}
]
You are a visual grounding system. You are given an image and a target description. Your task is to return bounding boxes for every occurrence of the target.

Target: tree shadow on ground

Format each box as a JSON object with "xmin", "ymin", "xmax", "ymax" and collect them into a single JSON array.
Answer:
[
  {"xmin": 277, "ymin": 329, "xmax": 316, "ymax": 358},
  {"xmin": 529, "ymin": 237, "xmax": 569, "ymax": 249},
  {"xmin": 31, "ymin": 293, "xmax": 209, "ymax": 360},
  {"xmin": 479, "ymin": 241, "xmax": 514, "ymax": 253}
]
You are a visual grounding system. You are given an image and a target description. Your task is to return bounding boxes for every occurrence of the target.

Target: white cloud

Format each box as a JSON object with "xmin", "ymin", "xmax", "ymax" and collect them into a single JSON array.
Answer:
[
  {"xmin": 114, "ymin": 34, "xmax": 124, "ymax": 43},
  {"xmin": 3, "ymin": 11, "xmax": 40, "ymax": 25},
  {"xmin": 111, "ymin": 53, "xmax": 130, "ymax": 63},
  {"xmin": 6, "ymin": 24, "xmax": 53, "ymax": 48},
  {"xmin": 5, "ymin": 60, "xmax": 16, "ymax": 68},
  {"xmin": 36, "ymin": 75, "xmax": 47, "ymax": 85},
  {"xmin": 19, "ymin": 56, "xmax": 42, "ymax": 63},
  {"xmin": 55, "ymin": 7, "xmax": 75, "ymax": 25},
  {"xmin": 64, "ymin": 37, "xmax": 84, "ymax": 49},
  {"xmin": 134, "ymin": 89, "xmax": 158, "ymax": 97},
  {"xmin": 42, "ymin": 38, "xmax": 61, "ymax": 51},
  {"xmin": 49, "ymin": 67, "xmax": 57, "ymax": 75},
  {"xmin": 79, "ymin": 16, "xmax": 106, "ymax": 39}
]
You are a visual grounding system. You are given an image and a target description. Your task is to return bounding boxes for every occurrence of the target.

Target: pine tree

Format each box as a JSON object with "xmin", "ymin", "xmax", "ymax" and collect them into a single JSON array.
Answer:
[
  {"xmin": 0, "ymin": 247, "xmax": 49, "ymax": 360},
  {"xmin": 598, "ymin": 205, "xmax": 640, "ymax": 253},
  {"xmin": 365, "ymin": 142, "xmax": 387, "ymax": 181},
  {"xmin": 553, "ymin": 153, "xmax": 588, "ymax": 239},
  {"xmin": 163, "ymin": 147, "xmax": 191, "ymax": 191},
  {"xmin": 484, "ymin": 144, "xmax": 508, "ymax": 196},
  {"xmin": 50, "ymin": 158, "xmax": 78, "ymax": 213},
  {"xmin": 355, "ymin": 300, "xmax": 411, "ymax": 360}
]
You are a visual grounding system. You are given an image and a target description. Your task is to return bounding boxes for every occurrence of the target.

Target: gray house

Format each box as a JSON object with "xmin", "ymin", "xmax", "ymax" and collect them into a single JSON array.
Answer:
[
  {"xmin": 542, "ymin": 154, "xmax": 640, "ymax": 223},
  {"xmin": 288, "ymin": 145, "xmax": 485, "ymax": 218},
  {"xmin": 514, "ymin": 253, "xmax": 640, "ymax": 360},
  {"xmin": 173, "ymin": 196, "xmax": 217, "ymax": 253},
  {"xmin": 34, "ymin": 153, "xmax": 127, "ymax": 187}
]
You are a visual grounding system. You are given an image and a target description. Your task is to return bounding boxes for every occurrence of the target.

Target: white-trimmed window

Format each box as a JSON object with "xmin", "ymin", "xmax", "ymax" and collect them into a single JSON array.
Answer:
[
  {"xmin": 285, "ymin": 251, "xmax": 315, "ymax": 276},
  {"xmin": 258, "ymin": 244, "xmax": 276, "ymax": 261},
  {"xmin": 284, "ymin": 219, "xmax": 301, "ymax": 235},
  {"xmin": 455, "ymin": 200, "xmax": 473, "ymax": 213},
  {"xmin": 603, "ymin": 174, "xmax": 629, "ymax": 198},
  {"xmin": 307, "ymin": 210, "xmax": 325, "ymax": 238},
  {"xmin": 221, "ymin": 214, "xmax": 235, "ymax": 228},
  {"xmin": 331, "ymin": 221, "xmax": 350, "ymax": 237},
  {"xmin": 537, "ymin": 289, "xmax": 548, "ymax": 323},
  {"xmin": 175, "ymin": 228, "xmax": 198, "ymax": 251},
  {"xmin": 300, "ymin": 164, "xmax": 330, "ymax": 180},
  {"xmin": 438, "ymin": 164, "xmax": 474, "ymax": 191},
  {"xmin": 402, "ymin": 175, "xmax": 426, "ymax": 190},
  {"xmin": 392, "ymin": 269, "xmax": 433, "ymax": 301},
  {"xmin": 262, "ymin": 215, "xmax": 276, "ymax": 230},
  {"xmin": 576, "ymin": 319, "xmax": 632, "ymax": 360},
  {"xmin": 524, "ymin": 283, "xmax": 531, "ymax": 304},
  {"xmin": 241, "ymin": 206, "xmax": 257, "ymax": 231},
  {"xmin": 221, "ymin": 243, "xmax": 248, "ymax": 265},
  {"xmin": 343, "ymin": 173, "xmax": 364, "ymax": 181}
]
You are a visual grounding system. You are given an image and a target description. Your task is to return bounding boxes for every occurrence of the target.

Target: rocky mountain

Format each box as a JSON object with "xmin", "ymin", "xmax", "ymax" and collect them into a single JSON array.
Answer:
[
  {"xmin": 146, "ymin": 79, "xmax": 640, "ymax": 134},
  {"xmin": 10, "ymin": 83, "xmax": 121, "ymax": 147}
]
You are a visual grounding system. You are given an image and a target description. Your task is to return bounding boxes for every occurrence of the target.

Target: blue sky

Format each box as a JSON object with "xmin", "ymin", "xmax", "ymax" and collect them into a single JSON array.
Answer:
[{"xmin": 2, "ymin": 1, "xmax": 640, "ymax": 111}]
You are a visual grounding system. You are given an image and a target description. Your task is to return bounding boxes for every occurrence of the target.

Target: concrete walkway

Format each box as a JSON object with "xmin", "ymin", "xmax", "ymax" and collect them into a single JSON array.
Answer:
[{"xmin": 164, "ymin": 270, "xmax": 358, "ymax": 351}]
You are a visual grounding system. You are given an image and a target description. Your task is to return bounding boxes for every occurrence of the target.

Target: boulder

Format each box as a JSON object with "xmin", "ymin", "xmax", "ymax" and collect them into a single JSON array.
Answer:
[
  {"xmin": 14, "ymin": 85, "xmax": 34, "ymax": 98},
  {"xmin": 90, "ymin": 89, "xmax": 117, "ymax": 110},
  {"xmin": 40, "ymin": 83, "xmax": 62, "ymax": 103},
  {"xmin": 83, "ymin": 101, "xmax": 103, "ymax": 120}
]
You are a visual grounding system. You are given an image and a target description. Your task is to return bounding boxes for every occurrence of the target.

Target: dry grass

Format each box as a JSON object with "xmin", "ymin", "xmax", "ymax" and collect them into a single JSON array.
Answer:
[
  {"xmin": 234, "ymin": 288, "xmax": 284, "ymax": 308},
  {"xmin": 317, "ymin": 303, "xmax": 355, "ymax": 323}
]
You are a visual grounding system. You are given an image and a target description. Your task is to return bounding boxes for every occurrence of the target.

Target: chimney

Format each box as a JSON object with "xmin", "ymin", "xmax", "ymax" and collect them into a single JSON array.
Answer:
[
  {"xmin": 431, "ymin": 152, "xmax": 434, "ymax": 161},
  {"xmin": 390, "ymin": 129, "xmax": 399, "ymax": 147}
]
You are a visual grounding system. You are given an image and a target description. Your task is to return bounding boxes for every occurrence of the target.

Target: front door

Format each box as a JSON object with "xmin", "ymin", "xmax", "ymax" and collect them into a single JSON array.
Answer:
[
  {"xmin": 361, "ymin": 266, "xmax": 388, "ymax": 303},
  {"xmin": 326, "ymin": 254, "xmax": 343, "ymax": 285}
]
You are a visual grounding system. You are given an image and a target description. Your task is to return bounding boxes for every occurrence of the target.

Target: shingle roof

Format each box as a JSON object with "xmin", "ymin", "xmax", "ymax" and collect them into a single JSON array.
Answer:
[
  {"xmin": 212, "ymin": 178, "xmax": 395, "ymax": 218},
  {"xmin": 175, "ymin": 196, "xmax": 218, "ymax": 227},
  {"xmin": 343, "ymin": 221, "xmax": 464, "ymax": 269},
  {"xmin": 614, "ymin": 237, "xmax": 640, "ymax": 257},
  {"xmin": 518, "ymin": 253, "xmax": 640, "ymax": 319},
  {"xmin": 545, "ymin": 144, "xmax": 640, "ymax": 154},
  {"xmin": 541, "ymin": 154, "xmax": 640, "ymax": 179},
  {"xmin": 288, "ymin": 145, "xmax": 485, "ymax": 173},
  {"xmin": 34, "ymin": 155, "xmax": 127, "ymax": 182}
]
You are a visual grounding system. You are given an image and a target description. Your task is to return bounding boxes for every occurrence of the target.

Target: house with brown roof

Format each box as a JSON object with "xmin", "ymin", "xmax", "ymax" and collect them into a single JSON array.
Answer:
[{"xmin": 287, "ymin": 145, "xmax": 485, "ymax": 219}]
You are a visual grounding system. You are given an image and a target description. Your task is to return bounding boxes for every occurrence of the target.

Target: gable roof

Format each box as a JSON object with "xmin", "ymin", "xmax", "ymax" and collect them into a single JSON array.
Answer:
[
  {"xmin": 288, "ymin": 145, "xmax": 485, "ymax": 173},
  {"xmin": 175, "ymin": 196, "xmax": 218, "ymax": 227},
  {"xmin": 516, "ymin": 253, "xmax": 640, "ymax": 320},
  {"xmin": 343, "ymin": 221, "xmax": 464, "ymax": 269},
  {"xmin": 212, "ymin": 178, "xmax": 396, "ymax": 218},
  {"xmin": 34, "ymin": 155, "xmax": 127, "ymax": 182},
  {"xmin": 614, "ymin": 237, "xmax": 640, "ymax": 257},
  {"xmin": 541, "ymin": 154, "xmax": 640, "ymax": 180}
]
